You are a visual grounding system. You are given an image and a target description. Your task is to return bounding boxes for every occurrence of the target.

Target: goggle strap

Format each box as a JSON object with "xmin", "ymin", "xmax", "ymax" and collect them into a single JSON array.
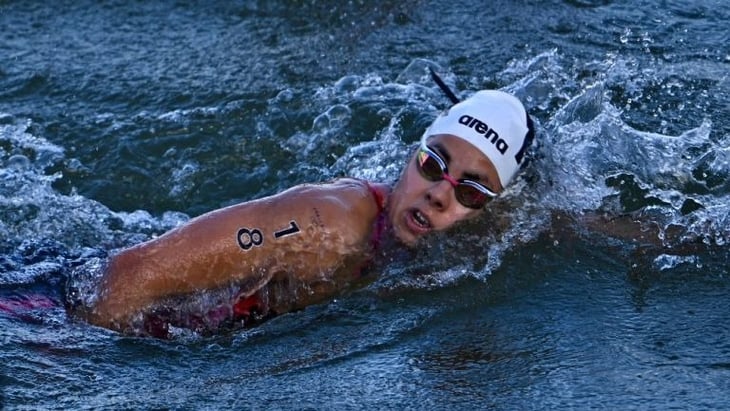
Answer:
[{"xmin": 429, "ymin": 67, "xmax": 460, "ymax": 105}]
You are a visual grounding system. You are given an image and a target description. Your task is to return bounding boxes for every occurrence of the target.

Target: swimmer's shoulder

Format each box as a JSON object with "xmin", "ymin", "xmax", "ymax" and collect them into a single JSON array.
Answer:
[
  {"xmin": 279, "ymin": 178, "xmax": 388, "ymax": 243},
  {"xmin": 317, "ymin": 178, "xmax": 390, "ymax": 213},
  {"xmin": 320, "ymin": 177, "xmax": 390, "ymax": 200}
]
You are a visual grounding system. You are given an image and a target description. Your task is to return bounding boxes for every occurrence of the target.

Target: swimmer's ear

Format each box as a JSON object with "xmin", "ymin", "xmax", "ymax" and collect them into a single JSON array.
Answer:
[{"xmin": 429, "ymin": 67, "xmax": 460, "ymax": 105}]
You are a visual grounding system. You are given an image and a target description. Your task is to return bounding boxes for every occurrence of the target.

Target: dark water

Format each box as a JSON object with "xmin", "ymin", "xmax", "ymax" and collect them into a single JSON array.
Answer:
[{"xmin": 2, "ymin": 0, "xmax": 729, "ymax": 409}]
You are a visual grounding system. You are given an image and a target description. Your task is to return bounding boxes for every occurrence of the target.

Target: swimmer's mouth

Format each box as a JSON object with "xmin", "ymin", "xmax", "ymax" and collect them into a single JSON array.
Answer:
[{"xmin": 411, "ymin": 209, "xmax": 432, "ymax": 229}]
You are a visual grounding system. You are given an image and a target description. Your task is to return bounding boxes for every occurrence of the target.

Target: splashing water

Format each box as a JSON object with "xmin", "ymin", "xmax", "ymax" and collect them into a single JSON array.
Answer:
[{"xmin": 2, "ymin": 45, "xmax": 727, "ymax": 310}]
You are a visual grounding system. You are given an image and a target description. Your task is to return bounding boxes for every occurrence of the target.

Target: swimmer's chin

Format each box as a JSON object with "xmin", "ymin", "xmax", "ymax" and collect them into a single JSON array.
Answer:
[{"xmin": 392, "ymin": 226, "xmax": 425, "ymax": 248}]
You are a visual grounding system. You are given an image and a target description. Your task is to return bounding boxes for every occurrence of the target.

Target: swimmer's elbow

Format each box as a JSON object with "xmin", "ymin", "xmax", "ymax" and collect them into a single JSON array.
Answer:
[{"xmin": 82, "ymin": 299, "xmax": 130, "ymax": 332}]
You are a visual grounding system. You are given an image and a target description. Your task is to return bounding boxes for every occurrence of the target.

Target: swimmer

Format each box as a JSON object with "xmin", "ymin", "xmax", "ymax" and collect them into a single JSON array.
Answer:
[{"xmin": 76, "ymin": 75, "xmax": 536, "ymax": 337}]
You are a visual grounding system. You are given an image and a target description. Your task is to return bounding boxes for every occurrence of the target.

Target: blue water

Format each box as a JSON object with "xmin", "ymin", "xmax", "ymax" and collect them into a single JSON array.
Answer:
[{"xmin": 2, "ymin": 0, "xmax": 729, "ymax": 409}]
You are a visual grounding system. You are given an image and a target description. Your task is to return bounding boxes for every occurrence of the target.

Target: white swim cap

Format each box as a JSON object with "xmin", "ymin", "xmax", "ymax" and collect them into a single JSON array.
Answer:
[{"xmin": 422, "ymin": 90, "xmax": 532, "ymax": 189}]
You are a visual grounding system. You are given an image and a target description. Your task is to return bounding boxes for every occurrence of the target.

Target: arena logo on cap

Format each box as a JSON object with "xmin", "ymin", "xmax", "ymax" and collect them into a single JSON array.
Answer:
[{"xmin": 458, "ymin": 114, "xmax": 508, "ymax": 154}]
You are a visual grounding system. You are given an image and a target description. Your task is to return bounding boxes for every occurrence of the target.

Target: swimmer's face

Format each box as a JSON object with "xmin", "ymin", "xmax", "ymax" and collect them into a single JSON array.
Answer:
[{"xmin": 388, "ymin": 134, "xmax": 503, "ymax": 246}]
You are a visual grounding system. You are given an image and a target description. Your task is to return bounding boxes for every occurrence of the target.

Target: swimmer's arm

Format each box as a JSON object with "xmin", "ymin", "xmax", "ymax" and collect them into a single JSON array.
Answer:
[
  {"xmin": 555, "ymin": 210, "xmax": 704, "ymax": 252},
  {"xmin": 89, "ymin": 178, "xmax": 383, "ymax": 329}
]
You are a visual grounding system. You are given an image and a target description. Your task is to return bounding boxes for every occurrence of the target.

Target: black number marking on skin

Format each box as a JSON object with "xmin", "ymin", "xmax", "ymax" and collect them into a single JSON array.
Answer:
[
  {"xmin": 274, "ymin": 220, "xmax": 301, "ymax": 239},
  {"xmin": 237, "ymin": 227, "xmax": 264, "ymax": 250}
]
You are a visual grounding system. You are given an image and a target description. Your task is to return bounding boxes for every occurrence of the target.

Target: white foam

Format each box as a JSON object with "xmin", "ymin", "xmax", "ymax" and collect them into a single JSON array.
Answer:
[{"xmin": 0, "ymin": 118, "xmax": 189, "ymax": 251}]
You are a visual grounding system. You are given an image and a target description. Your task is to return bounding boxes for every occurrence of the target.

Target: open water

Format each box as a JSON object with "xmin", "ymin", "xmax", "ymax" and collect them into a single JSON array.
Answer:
[{"xmin": 1, "ymin": 0, "xmax": 729, "ymax": 409}]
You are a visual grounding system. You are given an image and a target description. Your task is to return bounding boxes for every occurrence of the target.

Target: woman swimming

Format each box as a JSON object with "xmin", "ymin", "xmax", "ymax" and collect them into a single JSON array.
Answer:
[{"xmin": 71, "ymin": 85, "xmax": 536, "ymax": 338}]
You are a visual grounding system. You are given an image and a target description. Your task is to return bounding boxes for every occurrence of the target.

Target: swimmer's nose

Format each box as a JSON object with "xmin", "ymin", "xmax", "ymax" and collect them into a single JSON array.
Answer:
[{"xmin": 425, "ymin": 179, "xmax": 454, "ymax": 211}]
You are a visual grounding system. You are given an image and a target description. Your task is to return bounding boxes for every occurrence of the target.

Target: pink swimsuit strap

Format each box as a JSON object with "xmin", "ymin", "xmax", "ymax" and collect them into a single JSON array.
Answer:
[{"xmin": 364, "ymin": 181, "xmax": 388, "ymax": 251}]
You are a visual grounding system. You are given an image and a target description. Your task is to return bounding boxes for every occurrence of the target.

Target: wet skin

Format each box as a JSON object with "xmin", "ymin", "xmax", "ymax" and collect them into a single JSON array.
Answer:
[{"xmin": 387, "ymin": 134, "xmax": 503, "ymax": 246}]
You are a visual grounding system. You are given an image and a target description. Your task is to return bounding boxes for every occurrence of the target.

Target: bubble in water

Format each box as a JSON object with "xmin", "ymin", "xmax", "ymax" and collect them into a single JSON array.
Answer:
[{"xmin": 7, "ymin": 154, "xmax": 31, "ymax": 169}]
